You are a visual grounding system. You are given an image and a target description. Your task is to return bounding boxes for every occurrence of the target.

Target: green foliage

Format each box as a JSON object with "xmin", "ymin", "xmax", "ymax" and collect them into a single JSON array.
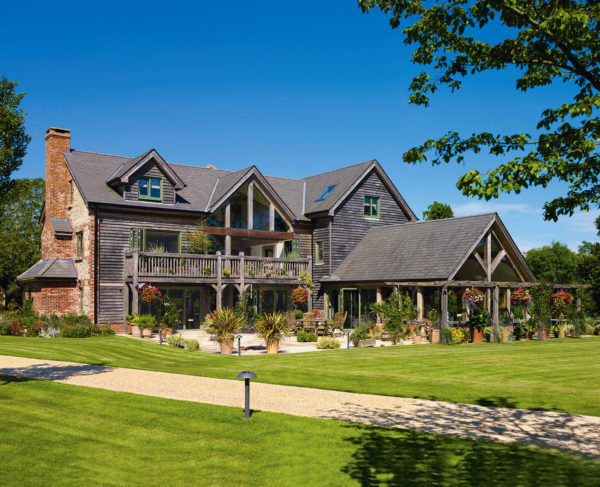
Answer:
[
  {"xmin": 316, "ymin": 337, "xmax": 341, "ymax": 349},
  {"xmin": 0, "ymin": 76, "xmax": 31, "ymax": 195},
  {"xmin": 166, "ymin": 335, "xmax": 199, "ymax": 351},
  {"xmin": 234, "ymin": 290, "xmax": 257, "ymax": 329},
  {"xmin": 577, "ymin": 241, "xmax": 600, "ymax": 313},
  {"xmin": 358, "ymin": 1, "xmax": 600, "ymax": 221},
  {"xmin": 294, "ymin": 309, "xmax": 303, "ymax": 320},
  {"xmin": 530, "ymin": 281, "xmax": 554, "ymax": 324},
  {"xmin": 426, "ymin": 308, "xmax": 439, "ymax": 326},
  {"xmin": 296, "ymin": 330, "xmax": 317, "ymax": 342},
  {"xmin": 422, "ymin": 201, "xmax": 453, "ymax": 220},
  {"xmin": 131, "ymin": 314, "xmax": 156, "ymax": 330},
  {"xmin": 297, "ymin": 271, "xmax": 314, "ymax": 294},
  {"xmin": 525, "ymin": 242, "xmax": 578, "ymax": 284},
  {"xmin": 467, "ymin": 308, "xmax": 490, "ymax": 332},
  {"xmin": 185, "ymin": 220, "xmax": 214, "ymax": 254},
  {"xmin": 205, "ymin": 307, "xmax": 244, "ymax": 341},
  {"xmin": 159, "ymin": 296, "xmax": 181, "ymax": 328},
  {"xmin": 254, "ymin": 312, "xmax": 290, "ymax": 341},
  {"xmin": 146, "ymin": 242, "xmax": 166, "ymax": 253},
  {"xmin": 349, "ymin": 325, "xmax": 371, "ymax": 346},
  {"xmin": 0, "ymin": 178, "xmax": 44, "ymax": 306}
]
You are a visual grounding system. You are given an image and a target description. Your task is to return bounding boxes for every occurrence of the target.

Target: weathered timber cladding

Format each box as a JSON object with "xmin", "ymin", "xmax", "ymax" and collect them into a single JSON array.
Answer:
[
  {"xmin": 311, "ymin": 218, "xmax": 330, "ymax": 309},
  {"xmin": 292, "ymin": 225, "xmax": 312, "ymax": 259},
  {"xmin": 331, "ymin": 169, "xmax": 410, "ymax": 273},
  {"xmin": 124, "ymin": 161, "xmax": 176, "ymax": 205}
]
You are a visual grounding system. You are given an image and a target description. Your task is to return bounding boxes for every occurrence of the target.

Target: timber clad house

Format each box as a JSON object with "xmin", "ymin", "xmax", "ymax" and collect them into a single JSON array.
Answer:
[{"xmin": 19, "ymin": 127, "xmax": 536, "ymax": 332}]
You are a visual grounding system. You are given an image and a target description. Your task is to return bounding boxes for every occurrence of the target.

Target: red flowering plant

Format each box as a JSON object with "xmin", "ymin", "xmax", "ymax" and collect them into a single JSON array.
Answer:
[
  {"xmin": 291, "ymin": 287, "xmax": 309, "ymax": 307},
  {"xmin": 139, "ymin": 284, "xmax": 161, "ymax": 303},
  {"xmin": 462, "ymin": 288, "xmax": 484, "ymax": 310},
  {"xmin": 511, "ymin": 288, "xmax": 531, "ymax": 307},
  {"xmin": 552, "ymin": 290, "xmax": 573, "ymax": 315}
]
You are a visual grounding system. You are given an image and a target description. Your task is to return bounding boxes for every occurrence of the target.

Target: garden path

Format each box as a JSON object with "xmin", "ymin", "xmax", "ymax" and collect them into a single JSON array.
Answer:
[{"xmin": 1, "ymin": 354, "xmax": 598, "ymax": 457}]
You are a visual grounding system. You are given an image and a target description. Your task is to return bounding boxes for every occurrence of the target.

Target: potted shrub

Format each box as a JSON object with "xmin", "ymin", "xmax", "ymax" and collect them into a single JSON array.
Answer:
[
  {"xmin": 255, "ymin": 312, "xmax": 290, "ymax": 354},
  {"xmin": 350, "ymin": 326, "xmax": 375, "ymax": 347},
  {"xmin": 427, "ymin": 309, "xmax": 441, "ymax": 343},
  {"xmin": 125, "ymin": 314, "xmax": 134, "ymax": 335},
  {"xmin": 205, "ymin": 307, "xmax": 244, "ymax": 354},
  {"xmin": 159, "ymin": 296, "xmax": 181, "ymax": 339},
  {"xmin": 498, "ymin": 326, "xmax": 510, "ymax": 342},
  {"xmin": 552, "ymin": 290, "xmax": 573, "ymax": 319},
  {"xmin": 467, "ymin": 308, "xmax": 489, "ymax": 343},
  {"xmin": 132, "ymin": 314, "xmax": 156, "ymax": 338}
]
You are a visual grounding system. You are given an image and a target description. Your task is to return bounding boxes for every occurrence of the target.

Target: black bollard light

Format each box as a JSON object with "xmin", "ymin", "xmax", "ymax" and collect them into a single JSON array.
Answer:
[
  {"xmin": 346, "ymin": 329, "xmax": 351, "ymax": 349},
  {"xmin": 158, "ymin": 328, "xmax": 163, "ymax": 345},
  {"xmin": 237, "ymin": 370, "xmax": 257, "ymax": 420},
  {"xmin": 237, "ymin": 334, "xmax": 243, "ymax": 357}
]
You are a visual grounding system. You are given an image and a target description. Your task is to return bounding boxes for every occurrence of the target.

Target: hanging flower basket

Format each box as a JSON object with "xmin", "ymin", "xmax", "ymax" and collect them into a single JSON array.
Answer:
[
  {"xmin": 511, "ymin": 288, "xmax": 531, "ymax": 307},
  {"xmin": 291, "ymin": 287, "xmax": 309, "ymax": 306},
  {"xmin": 462, "ymin": 288, "xmax": 484, "ymax": 309},
  {"xmin": 552, "ymin": 290, "xmax": 573, "ymax": 316},
  {"xmin": 139, "ymin": 284, "xmax": 161, "ymax": 303}
]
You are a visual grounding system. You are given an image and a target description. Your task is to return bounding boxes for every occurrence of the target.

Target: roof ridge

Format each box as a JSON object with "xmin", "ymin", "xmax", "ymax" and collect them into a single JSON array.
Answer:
[
  {"xmin": 68, "ymin": 149, "xmax": 133, "ymax": 159},
  {"xmin": 302, "ymin": 159, "xmax": 375, "ymax": 180}
]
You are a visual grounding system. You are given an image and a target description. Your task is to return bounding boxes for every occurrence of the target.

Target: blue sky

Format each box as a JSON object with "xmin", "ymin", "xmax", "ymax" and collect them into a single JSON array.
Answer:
[{"xmin": 3, "ymin": 0, "xmax": 598, "ymax": 251}]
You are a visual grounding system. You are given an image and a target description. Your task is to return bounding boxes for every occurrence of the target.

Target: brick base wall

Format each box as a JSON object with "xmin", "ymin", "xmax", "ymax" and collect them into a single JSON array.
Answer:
[
  {"xmin": 109, "ymin": 323, "xmax": 125, "ymax": 334},
  {"xmin": 27, "ymin": 281, "xmax": 78, "ymax": 317}
]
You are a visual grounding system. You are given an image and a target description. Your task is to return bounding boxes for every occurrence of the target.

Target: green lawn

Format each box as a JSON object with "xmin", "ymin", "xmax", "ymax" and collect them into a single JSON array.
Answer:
[
  {"xmin": 0, "ymin": 336, "xmax": 599, "ymax": 416},
  {"xmin": 1, "ymin": 376, "xmax": 598, "ymax": 486}
]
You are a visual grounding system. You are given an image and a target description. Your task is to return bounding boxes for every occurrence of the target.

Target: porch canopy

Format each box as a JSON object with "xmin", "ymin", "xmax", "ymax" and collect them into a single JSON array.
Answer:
[{"xmin": 323, "ymin": 213, "xmax": 583, "ymax": 340}]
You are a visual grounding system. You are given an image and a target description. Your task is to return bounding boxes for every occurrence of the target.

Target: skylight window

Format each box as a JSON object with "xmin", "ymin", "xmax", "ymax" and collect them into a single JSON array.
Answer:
[{"xmin": 315, "ymin": 184, "xmax": 337, "ymax": 202}]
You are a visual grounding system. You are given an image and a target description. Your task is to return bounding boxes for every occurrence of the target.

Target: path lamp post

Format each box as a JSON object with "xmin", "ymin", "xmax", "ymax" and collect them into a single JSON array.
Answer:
[
  {"xmin": 346, "ymin": 330, "xmax": 351, "ymax": 349},
  {"xmin": 158, "ymin": 328, "xmax": 163, "ymax": 345},
  {"xmin": 237, "ymin": 370, "xmax": 257, "ymax": 420},
  {"xmin": 237, "ymin": 335, "xmax": 243, "ymax": 357}
]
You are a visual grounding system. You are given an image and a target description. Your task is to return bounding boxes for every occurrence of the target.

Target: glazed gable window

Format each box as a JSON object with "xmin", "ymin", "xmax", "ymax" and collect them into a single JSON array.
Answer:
[
  {"xmin": 139, "ymin": 177, "xmax": 162, "ymax": 201},
  {"xmin": 363, "ymin": 196, "xmax": 380, "ymax": 219}
]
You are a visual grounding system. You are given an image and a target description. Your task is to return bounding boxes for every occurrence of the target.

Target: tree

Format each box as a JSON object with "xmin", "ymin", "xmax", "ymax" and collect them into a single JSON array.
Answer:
[
  {"xmin": 423, "ymin": 201, "xmax": 454, "ymax": 220},
  {"xmin": 0, "ymin": 178, "xmax": 44, "ymax": 306},
  {"xmin": 357, "ymin": 1, "xmax": 600, "ymax": 221},
  {"xmin": 525, "ymin": 241, "xmax": 578, "ymax": 284},
  {"xmin": 0, "ymin": 76, "xmax": 31, "ymax": 197},
  {"xmin": 185, "ymin": 219, "xmax": 214, "ymax": 254},
  {"xmin": 577, "ymin": 241, "xmax": 600, "ymax": 314}
]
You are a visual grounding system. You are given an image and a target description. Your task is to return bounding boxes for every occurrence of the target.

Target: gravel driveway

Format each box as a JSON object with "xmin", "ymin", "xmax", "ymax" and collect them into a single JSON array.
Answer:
[{"xmin": 1, "ymin": 354, "xmax": 598, "ymax": 457}]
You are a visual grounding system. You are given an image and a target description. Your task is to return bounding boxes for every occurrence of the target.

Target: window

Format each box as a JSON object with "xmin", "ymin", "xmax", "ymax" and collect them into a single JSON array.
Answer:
[
  {"xmin": 274, "ymin": 210, "xmax": 288, "ymax": 232},
  {"xmin": 263, "ymin": 246, "xmax": 274, "ymax": 258},
  {"xmin": 76, "ymin": 231, "xmax": 83, "ymax": 259},
  {"xmin": 283, "ymin": 239, "xmax": 299, "ymax": 258},
  {"xmin": 315, "ymin": 185, "xmax": 337, "ymax": 202},
  {"xmin": 139, "ymin": 177, "xmax": 162, "ymax": 201},
  {"xmin": 363, "ymin": 196, "xmax": 379, "ymax": 219},
  {"xmin": 315, "ymin": 241, "xmax": 324, "ymax": 264},
  {"xmin": 129, "ymin": 229, "xmax": 180, "ymax": 253}
]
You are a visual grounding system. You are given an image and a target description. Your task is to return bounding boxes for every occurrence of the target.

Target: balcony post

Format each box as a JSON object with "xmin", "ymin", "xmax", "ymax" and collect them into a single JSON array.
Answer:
[
  {"xmin": 441, "ymin": 285, "xmax": 448, "ymax": 342},
  {"xmin": 216, "ymin": 251, "xmax": 223, "ymax": 310},
  {"xmin": 269, "ymin": 202, "xmax": 274, "ymax": 232},
  {"xmin": 133, "ymin": 250, "xmax": 139, "ymax": 288},
  {"xmin": 247, "ymin": 181, "xmax": 254, "ymax": 230},
  {"xmin": 240, "ymin": 252, "xmax": 245, "ymax": 293}
]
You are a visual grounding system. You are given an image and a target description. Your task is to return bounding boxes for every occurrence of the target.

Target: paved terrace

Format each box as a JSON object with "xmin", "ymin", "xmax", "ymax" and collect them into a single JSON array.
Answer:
[{"xmin": 1, "ymin": 355, "xmax": 598, "ymax": 457}]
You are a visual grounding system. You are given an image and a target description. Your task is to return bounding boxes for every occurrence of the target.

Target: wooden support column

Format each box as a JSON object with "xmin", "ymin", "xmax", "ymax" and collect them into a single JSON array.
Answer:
[
  {"xmin": 441, "ymin": 286, "xmax": 448, "ymax": 342},
  {"xmin": 375, "ymin": 287, "xmax": 382, "ymax": 323},
  {"xmin": 225, "ymin": 201, "xmax": 231, "ymax": 228},
  {"xmin": 247, "ymin": 181, "xmax": 254, "ymax": 230},
  {"xmin": 269, "ymin": 202, "xmax": 274, "ymax": 232},
  {"xmin": 506, "ymin": 289, "xmax": 511, "ymax": 314},
  {"xmin": 239, "ymin": 252, "xmax": 245, "ymax": 294},
  {"xmin": 493, "ymin": 285, "xmax": 499, "ymax": 342},
  {"xmin": 128, "ymin": 283, "xmax": 139, "ymax": 316},
  {"xmin": 416, "ymin": 287, "xmax": 424, "ymax": 321},
  {"xmin": 216, "ymin": 251, "xmax": 223, "ymax": 310},
  {"xmin": 576, "ymin": 293, "xmax": 582, "ymax": 312},
  {"xmin": 225, "ymin": 235, "xmax": 231, "ymax": 256},
  {"xmin": 324, "ymin": 291, "xmax": 329, "ymax": 319}
]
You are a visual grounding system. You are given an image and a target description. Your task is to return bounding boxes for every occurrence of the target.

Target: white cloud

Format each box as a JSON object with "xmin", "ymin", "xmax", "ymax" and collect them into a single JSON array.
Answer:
[{"xmin": 558, "ymin": 209, "xmax": 600, "ymax": 233}]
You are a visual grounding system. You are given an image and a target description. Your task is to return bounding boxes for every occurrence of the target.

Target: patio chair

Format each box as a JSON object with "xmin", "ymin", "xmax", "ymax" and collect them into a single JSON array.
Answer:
[
  {"xmin": 302, "ymin": 312, "xmax": 317, "ymax": 333},
  {"xmin": 286, "ymin": 311, "xmax": 300, "ymax": 334},
  {"xmin": 329, "ymin": 312, "xmax": 347, "ymax": 336}
]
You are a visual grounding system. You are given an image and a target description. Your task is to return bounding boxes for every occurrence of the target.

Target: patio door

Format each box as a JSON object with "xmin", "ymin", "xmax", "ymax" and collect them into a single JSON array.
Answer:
[{"xmin": 339, "ymin": 288, "xmax": 360, "ymax": 328}]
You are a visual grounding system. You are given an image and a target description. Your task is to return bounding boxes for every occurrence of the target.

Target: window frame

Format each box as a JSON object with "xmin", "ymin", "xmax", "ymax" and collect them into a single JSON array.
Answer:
[
  {"xmin": 315, "ymin": 240, "xmax": 324, "ymax": 264},
  {"xmin": 75, "ymin": 231, "xmax": 83, "ymax": 259},
  {"xmin": 130, "ymin": 228, "xmax": 181, "ymax": 253},
  {"xmin": 363, "ymin": 195, "xmax": 380, "ymax": 220},
  {"xmin": 138, "ymin": 177, "xmax": 163, "ymax": 201}
]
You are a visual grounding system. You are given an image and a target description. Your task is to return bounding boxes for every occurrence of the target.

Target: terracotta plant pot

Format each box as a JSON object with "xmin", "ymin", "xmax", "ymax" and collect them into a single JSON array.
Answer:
[
  {"xmin": 471, "ymin": 328, "xmax": 483, "ymax": 343},
  {"xmin": 266, "ymin": 339, "xmax": 280, "ymax": 354},
  {"xmin": 413, "ymin": 335, "xmax": 421, "ymax": 345},
  {"xmin": 126, "ymin": 322, "xmax": 132, "ymax": 335},
  {"xmin": 131, "ymin": 325, "xmax": 142, "ymax": 338},
  {"xmin": 376, "ymin": 323, "xmax": 385, "ymax": 330},
  {"xmin": 525, "ymin": 331, "xmax": 534, "ymax": 340},
  {"xmin": 219, "ymin": 338, "xmax": 234, "ymax": 355},
  {"xmin": 501, "ymin": 332, "xmax": 509, "ymax": 342},
  {"xmin": 407, "ymin": 325, "xmax": 415, "ymax": 337},
  {"xmin": 142, "ymin": 328, "xmax": 152, "ymax": 338},
  {"xmin": 430, "ymin": 329, "xmax": 440, "ymax": 344}
]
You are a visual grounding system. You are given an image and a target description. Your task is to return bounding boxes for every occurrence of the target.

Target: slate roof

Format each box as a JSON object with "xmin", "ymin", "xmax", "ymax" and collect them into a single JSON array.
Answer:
[
  {"xmin": 303, "ymin": 160, "xmax": 374, "ymax": 214},
  {"xmin": 17, "ymin": 258, "xmax": 78, "ymax": 282},
  {"xmin": 65, "ymin": 150, "xmax": 405, "ymax": 222},
  {"xmin": 328, "ymin": 214, "xmax": 497, "ymax": 282},
  {"xmin": 49, "ymin": 217, "xmax": 73, "ymax": 235}
]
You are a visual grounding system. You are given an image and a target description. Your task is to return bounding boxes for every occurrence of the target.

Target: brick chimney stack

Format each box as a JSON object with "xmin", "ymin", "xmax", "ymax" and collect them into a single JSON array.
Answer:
[{"xmin": 45, "ymin": 127, "xmax": 71, "ymax": 220}]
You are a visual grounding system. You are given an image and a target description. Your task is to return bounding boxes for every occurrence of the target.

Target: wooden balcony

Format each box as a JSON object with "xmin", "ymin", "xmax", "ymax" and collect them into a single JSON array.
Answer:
[{"xmin": 125, "ymin": 251, "xmax": 312, "ymax": 285}]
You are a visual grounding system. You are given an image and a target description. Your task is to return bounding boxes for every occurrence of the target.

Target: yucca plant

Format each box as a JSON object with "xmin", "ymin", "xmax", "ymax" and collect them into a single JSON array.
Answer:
[
  {"xmin": 205, "ymin": 307, "xmax": 244, "ymax": 342},
  {"xmin": 255, "ymin": 312, "xmax": 289, "ymax": 354}
]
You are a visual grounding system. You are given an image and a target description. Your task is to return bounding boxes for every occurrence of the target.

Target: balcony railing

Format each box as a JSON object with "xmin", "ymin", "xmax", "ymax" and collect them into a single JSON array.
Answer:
[{"xmin": 125, "ymin": 251, "xmax": 311, "ymax": 282}]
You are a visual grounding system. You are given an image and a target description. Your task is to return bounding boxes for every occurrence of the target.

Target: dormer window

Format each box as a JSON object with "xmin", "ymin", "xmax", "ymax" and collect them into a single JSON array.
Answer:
[
  {"xmin": 315, "ymin": 184, "xmax": 336, "ymax": 202},
  {"xmin": 139, "ymin": 177, "xmax": 162, "ymax": 201}
]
